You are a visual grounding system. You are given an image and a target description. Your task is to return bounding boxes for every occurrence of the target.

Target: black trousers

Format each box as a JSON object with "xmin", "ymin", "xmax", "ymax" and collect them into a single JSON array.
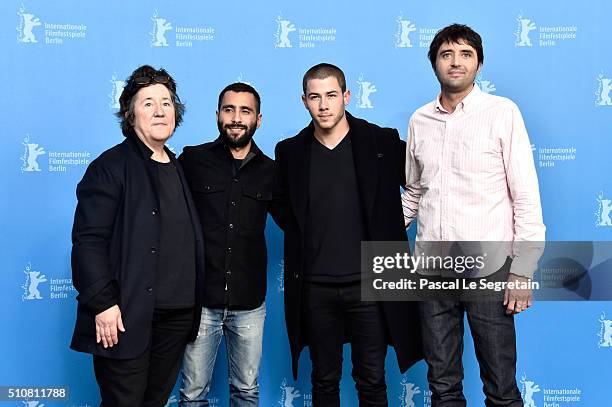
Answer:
[
  {"xmin": 93, "ymin": 308, "xmax": 195, "ymax": 407},
  {"xmin": 302, "ymin": 281, "xmax": 388, "ymax": 407}
]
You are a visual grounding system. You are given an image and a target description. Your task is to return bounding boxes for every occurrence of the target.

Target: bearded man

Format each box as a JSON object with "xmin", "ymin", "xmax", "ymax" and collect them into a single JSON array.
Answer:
[{"xmin": 178, "ymin": 83, "xmax": 277, "ymax": 407}]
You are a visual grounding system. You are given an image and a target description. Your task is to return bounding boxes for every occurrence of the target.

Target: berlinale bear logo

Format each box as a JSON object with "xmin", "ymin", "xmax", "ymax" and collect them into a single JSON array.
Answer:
[
  {"xmin": 520, "ymin": 373, "xmax": 541, "ymax": 407},
  {"xmin": 395, "ymin": 16, "xmax": 416, "ymax": 48},
  {"xmin": 356, "ymin": 75, "xmax": 377, "ymax": 109},
  {"xmin": 109, "ymin": 73, "xmax": 125, "ymax": 109},
  {"xmin": 151, "ymin": 11, "xmax": 172, "ymax": 47},
  {"xmin": 17, "ymin": 5, "xmax": 41, "ymax": 43},
  {"xmin": 598, "ymin": 312, "xmax": 612, "ymax": 348},
  {"xmin": 595, "ymin": 191, "xmax": 612, "ymax": 227},
  {"xmin": 596, "ymin": 73, "xmax": 612, "ymax": 106},
  {"xmin": 22, "ymin": 262, "xmax": 47, "ymax": 301},
  {"xmin": 21, "ymin": 135, "xmax": 46, "ymax": 172},
  {"xmin": 279, "ymin": 378, "xmax": 301, "ymax": 407},
  {"xmin": 399, "ymin": 377, "xmax": 421, "ymax": 407},
  {"xmin": 515, "ymin": 15, "xmax": 536, "ymax": 47},
  {"xmin": 275, "ymin": 15, "xmax": 295, "ymax": 48}
]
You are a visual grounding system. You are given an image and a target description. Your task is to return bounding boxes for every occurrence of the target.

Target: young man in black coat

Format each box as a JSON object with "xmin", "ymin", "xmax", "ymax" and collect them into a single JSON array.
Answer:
[{"xmin": 274, "ymin": 63, "xmax": 422, "ymax": 407}]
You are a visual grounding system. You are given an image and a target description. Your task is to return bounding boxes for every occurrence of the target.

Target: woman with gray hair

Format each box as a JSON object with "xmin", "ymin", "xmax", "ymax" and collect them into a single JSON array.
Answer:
[{"xmin": 70, "ymin": 65, "xmax": 205, "ymax": 406}]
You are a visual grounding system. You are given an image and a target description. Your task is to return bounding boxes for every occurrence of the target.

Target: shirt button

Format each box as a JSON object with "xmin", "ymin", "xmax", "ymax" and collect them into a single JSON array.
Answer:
[
  {"xmin": 150, "ymin": 247, "xmax": 157, "ymax": 254},
  {"xmin": 152, "ymin": 209, "xmax": 158, "ymax": 215},
  {"xmin": 147, "ymin": 287, "xmax": 153, "ymax": 292},
  {"xmin": 229, "ymin": 223, "xmax": 234, "ymax": 229}
]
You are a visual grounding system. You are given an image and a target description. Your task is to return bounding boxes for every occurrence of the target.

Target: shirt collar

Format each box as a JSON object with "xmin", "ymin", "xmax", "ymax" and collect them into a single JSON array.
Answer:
[{"xmin": 434, "ymin": 83, "xmax": 483, "ymax": 115}]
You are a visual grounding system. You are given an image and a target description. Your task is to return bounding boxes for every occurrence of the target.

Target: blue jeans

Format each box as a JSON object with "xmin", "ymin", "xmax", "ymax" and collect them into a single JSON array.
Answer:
[
  {"xmin": 419, "ymin": 300, "xmax": 523, "ymax": 407},
  {"xmin": 179, "ymin": 303, "xmax": 266, "ymax": 407}
]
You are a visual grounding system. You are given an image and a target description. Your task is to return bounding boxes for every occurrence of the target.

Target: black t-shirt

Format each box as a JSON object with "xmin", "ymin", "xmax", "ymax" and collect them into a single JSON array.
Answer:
[
  {"xmin": 155, "ymin": 161, "xmax": 196, "ymax": 308},
  {"xmin": 304, "ymin": 133, "xmax": 366, "ymax": 282},
  {"xmin": 233, "ymin": 158, "xmax": 243, "ymax": 174}
]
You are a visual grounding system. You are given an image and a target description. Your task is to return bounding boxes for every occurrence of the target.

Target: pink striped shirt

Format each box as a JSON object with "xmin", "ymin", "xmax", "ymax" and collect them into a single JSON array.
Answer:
[{"xmin": 402, "ymin": 85, "xmax": 546, "ymax": 277}]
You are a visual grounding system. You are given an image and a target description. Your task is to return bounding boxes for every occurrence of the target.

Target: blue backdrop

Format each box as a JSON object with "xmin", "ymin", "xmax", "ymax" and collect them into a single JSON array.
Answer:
[{"xmin": 2, "ymin": 1, "xmax": 612, "ymax": 406}]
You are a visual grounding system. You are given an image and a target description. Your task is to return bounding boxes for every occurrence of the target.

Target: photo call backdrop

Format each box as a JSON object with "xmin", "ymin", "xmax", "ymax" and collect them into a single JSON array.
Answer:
[{"xmin": 2, "ymin": 0, "xmax": 612, "ymax": 405}]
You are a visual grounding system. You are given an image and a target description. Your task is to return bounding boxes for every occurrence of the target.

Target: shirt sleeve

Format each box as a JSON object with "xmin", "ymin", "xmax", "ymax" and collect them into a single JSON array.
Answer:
[
  {"xmin": 402, "ymin": 118, "xmax": 421, "ymax": 227},
  {"xmin": 502, "ymin": 102, "xmax": 546, "ymax": 278},
  {"xmin": 71, "ymin": 159, "xmax": 122, "ymax": 308}
]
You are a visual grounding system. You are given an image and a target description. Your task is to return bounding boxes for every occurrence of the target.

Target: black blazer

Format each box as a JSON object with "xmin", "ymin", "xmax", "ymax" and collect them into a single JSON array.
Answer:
[
  {"xmin": 274, "ymin": 111, "xmax": 422, "ymax": 379},
  {"xmin": 70, "ymin": 135, "xmax": 206, "ymax": 359}
]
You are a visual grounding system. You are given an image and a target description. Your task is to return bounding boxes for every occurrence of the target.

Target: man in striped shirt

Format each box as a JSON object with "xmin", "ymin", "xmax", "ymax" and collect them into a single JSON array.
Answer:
[{"xmin": 402, "ymin": 24, "xmax": 546, "ymax": 406}]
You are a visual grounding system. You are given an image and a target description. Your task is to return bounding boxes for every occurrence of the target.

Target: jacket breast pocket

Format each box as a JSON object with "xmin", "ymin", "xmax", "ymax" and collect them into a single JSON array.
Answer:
[
  {"xmin": 192, "ymin": 183, "xmax": 227, "ymax": 224},
  {"xmin": 240, "ymin": 187, "xmax": 272, "ymax": 231}
]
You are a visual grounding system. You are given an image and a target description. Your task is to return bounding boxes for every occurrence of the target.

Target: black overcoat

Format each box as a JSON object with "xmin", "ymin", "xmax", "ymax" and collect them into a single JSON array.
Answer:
[
  {"xmin": 274, "ymin": 112, "xmax": 423, "ymax": 379},
  {"xmin": 70, "ymin": 134, "xmax": 205, "ymax": 359}
]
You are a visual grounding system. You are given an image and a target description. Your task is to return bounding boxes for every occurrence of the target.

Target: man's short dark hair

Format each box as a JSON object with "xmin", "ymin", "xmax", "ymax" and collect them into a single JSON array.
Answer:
[
  {"xmin": 428, "ymin": 24, "xmax": 484, "ymax": 69},
  {"xmin": 218, "ymin": 82, "xmax": 261, "ymax": 114},
  {"xmin": 115, "ymin": 65, "xmax": 185, "ymax": 137},
  {"xmin": 302, "ymin": 63, "xmax": 346, "ymax": 94}
]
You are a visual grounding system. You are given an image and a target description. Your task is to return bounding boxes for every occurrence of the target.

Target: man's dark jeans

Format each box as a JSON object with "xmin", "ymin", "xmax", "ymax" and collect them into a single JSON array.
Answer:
[
  {"xmin": 302, "ymin": 281, "xmax": 388, "ymax": 407},
  {"xmin": 419, "ymin": 300, "xmax": 523, "ymax": 407}
]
